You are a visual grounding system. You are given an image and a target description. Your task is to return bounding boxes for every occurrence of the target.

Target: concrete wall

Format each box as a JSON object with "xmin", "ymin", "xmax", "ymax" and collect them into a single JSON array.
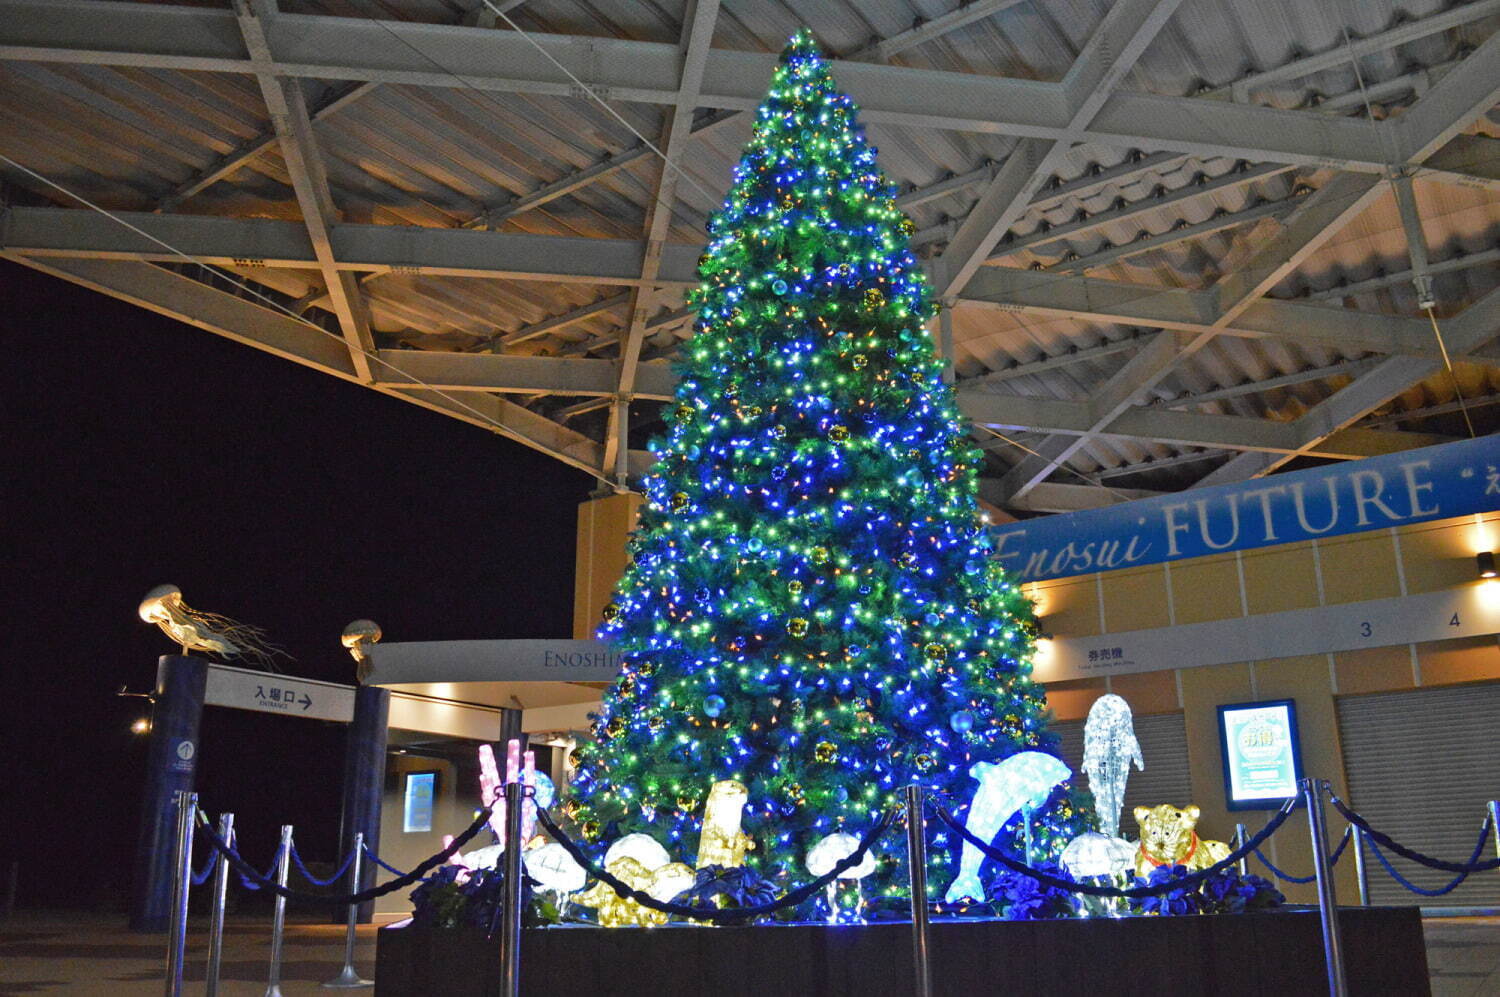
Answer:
[{"xmin": 374, "ymin": 752, "xmax": 484, "ymax": 914}]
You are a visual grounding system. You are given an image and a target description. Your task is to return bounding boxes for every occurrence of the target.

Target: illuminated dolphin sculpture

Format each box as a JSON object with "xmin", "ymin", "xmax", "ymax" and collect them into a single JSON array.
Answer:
[{"xmin": 944, "ymin": 751, "xmax": 1072, "ymax": 903}]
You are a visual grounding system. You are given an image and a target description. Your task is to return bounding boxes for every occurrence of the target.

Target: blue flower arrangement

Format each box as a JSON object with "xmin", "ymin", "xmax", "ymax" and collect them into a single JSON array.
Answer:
[
  {"xmin": 674, "ymin": 864, "xmax": 778, "ymax": 921},
  {"xmin": 986, "ymin": 861, "xmax": 1077, "ymax": 920},
  {"xmin": 1128, "ymin": 866, "xmax": 1284, "ymax": 916},
  {"xmin": 409, "ymin": 865, "xmax": 538, "ymax": 931}
]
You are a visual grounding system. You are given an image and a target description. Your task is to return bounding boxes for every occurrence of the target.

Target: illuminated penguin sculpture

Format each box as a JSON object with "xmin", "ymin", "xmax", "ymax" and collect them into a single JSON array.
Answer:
[{"xmin": 944, "ymin": 751, "xmax": 1072, "ymax": 903}]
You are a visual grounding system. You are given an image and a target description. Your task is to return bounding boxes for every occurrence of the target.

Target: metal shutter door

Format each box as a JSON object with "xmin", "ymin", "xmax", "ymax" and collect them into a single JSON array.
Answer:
[
  {"xmin": 1052, "ymin": 711, "xmax": 1194, "ymax": 835},
  {"xmin": 1337, "ymin": 682, "xmax": 1500, "ymax": 907}
]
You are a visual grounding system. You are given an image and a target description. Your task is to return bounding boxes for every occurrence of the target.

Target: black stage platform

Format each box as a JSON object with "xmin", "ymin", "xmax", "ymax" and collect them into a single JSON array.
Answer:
[{"xmin": 375, "ymin": 905, "xmax": 1429, "ymax": 996}]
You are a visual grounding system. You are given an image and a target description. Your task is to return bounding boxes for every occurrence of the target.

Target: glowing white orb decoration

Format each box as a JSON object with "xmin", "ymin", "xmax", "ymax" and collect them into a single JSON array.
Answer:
[
  {"xmin": 805, "ymin": 832, "xmax": 876, "ymax": 880},
  {"xmin": 945, "ymin": 751, "xmax": 1072, "ymax": 904},
  {"xmin": 604, "ymin": 833, "xmax": 671, "ymax": 873},
  {"xmin": 525, "ymin": 842, "xmax": 587, "ymax": 894},
  {"xmin": 1060, "ymin": 831, "xmax": 1135, "ymax": 879}
]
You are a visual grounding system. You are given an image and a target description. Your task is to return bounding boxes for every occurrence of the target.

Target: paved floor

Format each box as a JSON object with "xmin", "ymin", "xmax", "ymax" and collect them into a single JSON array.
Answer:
[{"xmin": 2, "ymin": 910, "xmax": 1497, "ymax": 994}]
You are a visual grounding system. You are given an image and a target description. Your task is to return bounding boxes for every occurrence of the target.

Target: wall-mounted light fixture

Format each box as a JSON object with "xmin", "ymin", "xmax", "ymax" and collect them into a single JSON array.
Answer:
[{"xmin": 1477, "ymin": 551, "xmax": 1496, "ymax": 579}]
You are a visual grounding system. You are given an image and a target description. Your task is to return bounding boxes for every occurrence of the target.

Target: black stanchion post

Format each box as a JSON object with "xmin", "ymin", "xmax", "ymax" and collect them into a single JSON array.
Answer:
[
  {"xmin": 904, "ymin": 785, "xmax": 933, "ymax": 997},
  {"xmin": 265, "ymin": 825, "xmax": 293, "ymax": 997},
  {"xmin": 206, "ymin": 813, "xmax": 234, "ymax": 997},
  {"xmin": 337, "ymin": 684, "xmax": 389, "ymax": 926},
  {"xmin": 1303, "ymin": 779, "xmax": 1348, "ymax": 997},
  {"xmin": 1351, "ymin": 824, "xmax": 1370, "ymax": 907},
  {"xmin": 163, "ymin": 790, "xmax": 196, "ymax": 997},
  {"xmin": 1235, "ymin": 823, "xmax": 1248, "ymax": 877},
  {"xmin": 323, "ymin": 831, "xmax": 373, "ymax": 989},
  {"xmin": 132, "ymin": 655, "xmax": 207, "ymax": 932},
  {"xmin": 500, "ymin": 782, "xmax": 525, "ymax": 997}
]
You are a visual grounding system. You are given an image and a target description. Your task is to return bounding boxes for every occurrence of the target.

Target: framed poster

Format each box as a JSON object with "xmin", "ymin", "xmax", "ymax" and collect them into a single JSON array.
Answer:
[
  {"xmin": 1216, "ymin": 699, "xmax": 1304, "ymax": 811},
  {"xmin": 403, "ymin": 771, "xmax": 438, "ymax": 833}
]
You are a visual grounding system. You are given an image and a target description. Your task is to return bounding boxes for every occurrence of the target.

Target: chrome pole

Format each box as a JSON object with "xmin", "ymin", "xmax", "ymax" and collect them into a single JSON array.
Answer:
[
  {"xmin": 1351, "ymin": 823, "xmax": 1370, "ymax": 907},
  {"xmin": 1303, "ymin": 779, "xmax": 1348, "ymax": 997},
  {"xmin": 163, "ymin": 790, "xmax": 196, "ymax": 997},
  {"xmin": 1235, "ymin": 823, "xmax": 1248, "ymax": 877},
  {"xmin": 500, "ymin": 782, "xmax": 526, "ymax": 997},
  {"xmin": 264, "ymin": 825, "xmax": 292, "ymax": 997},
  {"xmin": 206, "ymin": 813, "xmax": 235, "ymax": 997},
  {"xmin": 1490, "ymin": 801, "xmax": 1500, "ymax": 863},
  {"xmin": 904, "ymin": 785, "xmax": 933, "ymax": 997},
  {"xmin": 322, "ymin": 831, "xmax": 373, "ymax": 989}
]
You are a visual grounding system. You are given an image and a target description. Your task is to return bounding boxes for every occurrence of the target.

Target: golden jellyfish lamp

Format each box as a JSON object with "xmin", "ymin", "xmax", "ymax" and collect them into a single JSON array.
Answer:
[
  {"xmin": 341, "ymin": 619, "xmax": 383, "ymax": 682},
  {"xmin": 137, "ymin": 584, "xmax": 282, "ymax": 667}
]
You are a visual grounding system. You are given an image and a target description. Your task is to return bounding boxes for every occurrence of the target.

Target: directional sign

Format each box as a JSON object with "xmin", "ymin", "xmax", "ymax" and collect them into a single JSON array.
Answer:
[{"xmin": 204, "ymin": 663, "xmax": 355, "ymax": 722}]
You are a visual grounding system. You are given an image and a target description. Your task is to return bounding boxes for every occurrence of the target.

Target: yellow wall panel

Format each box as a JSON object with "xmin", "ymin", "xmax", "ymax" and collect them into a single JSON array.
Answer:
[
  {"xmin": 1042, "ymin": 677, "xmax": 1109, "ymax": 722},
  {"xmin": 1334, "ymin": 645, "xmax": 1415, "ymax": 695},
  {"xmin": 572, "ymin": 492, "xmax": 642, "ymax": 639},
  {"xmin": 1399, "ymin": 521, "xmax": 1481, "ymax": 594},
  {"xmin": 1034, "ymin": 577, "xmax": 1100, "ymax": 639},
  {"xmin": 1317, "ymin": 532, "xmax": 1400, "ymax": 605},
  {"xmin": 1167, "ymin": 554, "xmax": 1242, "ymax": 625},
  {"xmin": 1177, "ymin": 663, "xmax": 1252, "ymax": 859},
  {"xmin": 1100, "ymin": 566, "xmax": 1171, "ymax": 631},
  {"xmin": 1241, "ymin": 543, "xmax": 1321, "ymax": 615},
  {"xmin": 1417, "ymin": 634, "xmax": 1500, "ymax": 686},
  {"xmin": 1110, "ymin": 668, "xmax": 1180, "ymax": 714}
]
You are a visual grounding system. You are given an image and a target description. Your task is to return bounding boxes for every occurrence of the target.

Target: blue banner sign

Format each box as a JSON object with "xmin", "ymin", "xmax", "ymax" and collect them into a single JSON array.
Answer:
[{"xmin": 993, "ymin": 436, "xmax": 1500, "ymax": 581}]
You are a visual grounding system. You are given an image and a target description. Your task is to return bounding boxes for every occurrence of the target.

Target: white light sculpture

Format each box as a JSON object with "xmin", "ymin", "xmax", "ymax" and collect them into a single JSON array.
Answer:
[
  {"xmin": 805, "ymin": 831, "xmax": 877, "ymax": 923},
  {"xmin": 1082, "ymin": 694, "xmax": 1144, "ymax": 837},
  {"xmin": 944, "ymin": 751, "xmax": 1072, "ymax": 904}
]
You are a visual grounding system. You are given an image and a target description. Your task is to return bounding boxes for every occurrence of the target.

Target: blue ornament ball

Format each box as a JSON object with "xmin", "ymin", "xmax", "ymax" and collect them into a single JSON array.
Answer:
[
  {"xmin": 772, "ymin": 278, "xmax": 789, "ymax": 295},
  {"xmin": 703, "ymin": 694, "xmax": 726, "ymax": 718},
  {"xmin": 950, "ymin": 710, "xmax": 975, "ymax": 734}
]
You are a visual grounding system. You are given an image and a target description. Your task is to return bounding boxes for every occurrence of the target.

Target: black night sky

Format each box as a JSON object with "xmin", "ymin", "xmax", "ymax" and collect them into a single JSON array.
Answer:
[{"xmin": 0, "ymin": 259, "xmax": 593, "ymax": 910}]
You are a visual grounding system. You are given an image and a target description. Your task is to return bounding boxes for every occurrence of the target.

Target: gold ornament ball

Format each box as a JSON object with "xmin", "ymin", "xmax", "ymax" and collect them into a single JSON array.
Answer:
[
  {"xmin": 811, "ymin": 546, "xmax": 831, "ymax": 564},
  {"xmin": 602, "ymin": 603, "xmax": 621, "ymax": 623},
  {"xmin": 605, "ymin": 717, "xmax": 626, "ymax": 738},
  {"xmin": 863, "ymin": 288, "xmax": 885, "ymax": 309},
  {"xmin": 771, "ymin": 424, "xmax": 787, "ymax": 439},
  {"xmin": 788, "ymin": 617, "xmax": 810, "ymax": 638},
  {"xmin": 670, "ymin": 492, "xmax": 690, "ymax": 511},
  {"xmin": 814, "ymin": 741, "xmax": 837, "ymax": 763},
  {"xmin": 828, "ymin": 425, "xmax": 849, "ymax": 443},
  {"xmin": 924, "ymin": 642, "xmax": 948, "ymax": 662},
  {"xmin": 676, "ymin": 404, "xmax": 695, "ymax": 422},
  {"xmin": 851, "ymin": 353, "xmax": 868, "ymax": 370},
  {"xmin": 582, "ymin": 820, "xmax": 601, "ymax": 840},
  {"xmin": 788, "ymin": 579, "xmax": 804, "ymax": 595},
  {"xmin": 648, "ymin": 716, "xmax": 666, "ymax": 733},
  {"xmin": 914, "ymin": 753, "xmax": 935, "ymax": 772}
]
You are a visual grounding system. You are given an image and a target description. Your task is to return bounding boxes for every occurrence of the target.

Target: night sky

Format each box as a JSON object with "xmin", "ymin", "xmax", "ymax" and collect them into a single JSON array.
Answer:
[{"xmin": 0, "ymin": 259, "xmax": 593, "ymax": 910}]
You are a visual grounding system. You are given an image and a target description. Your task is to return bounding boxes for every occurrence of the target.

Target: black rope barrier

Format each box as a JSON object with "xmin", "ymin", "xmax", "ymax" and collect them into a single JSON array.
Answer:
[
  {"xmin": 930, "ymin": 797, "xmax": 1299, "ymax": 898},
  {"xmin": 533, "ymin": 805, "xmax": 897, "ymax": 923},
  {"xmin": 290, "ymin": 842, "xmax": 359, "ymax": 887},
  {"xmin": 1327, "ymin": 795, "xmax": 1500, "ymax": 874},
  {"xmin": 196, "ymin": 805, "xmax": 495, "ymax": 905},
  {"xmin": 1253, "ymin": 825, "xmax": 1351, "ymax": 884},
  {"xmin": 1364, "ymin": 818, "xmax": 1496, "ymax": 897}
]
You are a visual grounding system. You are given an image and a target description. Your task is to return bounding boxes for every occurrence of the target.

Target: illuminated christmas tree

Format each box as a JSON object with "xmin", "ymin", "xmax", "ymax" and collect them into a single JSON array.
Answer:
[{"xmin": 567, "ymin": 31, "xmax": 1089, "ymax": 899}]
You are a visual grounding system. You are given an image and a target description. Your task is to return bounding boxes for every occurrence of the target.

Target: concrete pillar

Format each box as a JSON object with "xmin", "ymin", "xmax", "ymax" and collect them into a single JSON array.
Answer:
[
  {"xmin": 130, "ymin": 655, "xmax": 206, "ymax": 932},
  {"xmin": 338, "ymin": 683, "xmax": 389, "ymax": 924}
]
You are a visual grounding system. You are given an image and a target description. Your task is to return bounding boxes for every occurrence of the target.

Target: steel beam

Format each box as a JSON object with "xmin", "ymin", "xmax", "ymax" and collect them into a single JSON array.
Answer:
[
  {"xmin": 937, "ymin": 0, "xmax": 1187, "ymax": 297},
  {"xmin": 0, "ymin": 0, "xmax": 1395, "ymax": 169},
  {"xmin": 2, "ymin": 253, "xmax": 622, "ymax": 475},
  {"xmin": 236, "ymin": 0, "xmax": 375, "ymax": 381},
  {"xmin": 605, "ymin": 0, "xmax": 718, "ymax": 484}
]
